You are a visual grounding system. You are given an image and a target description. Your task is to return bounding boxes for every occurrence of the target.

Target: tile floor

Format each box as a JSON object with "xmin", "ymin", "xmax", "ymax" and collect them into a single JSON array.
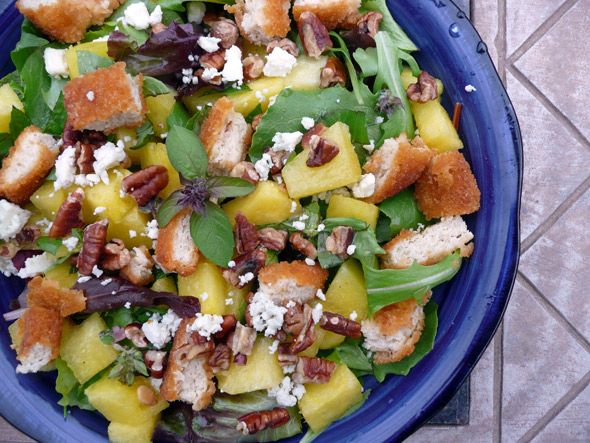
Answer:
[{"xmin": 2, "ymin": 0, "xmax": 589, "ymax": 442}]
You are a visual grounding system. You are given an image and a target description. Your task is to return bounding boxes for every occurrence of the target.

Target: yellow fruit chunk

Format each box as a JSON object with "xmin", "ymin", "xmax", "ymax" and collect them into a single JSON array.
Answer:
[
  {"xmin": 401, "ymin": 67, "xmax": 444, "ymax": 94},
  {"xmin": 151, "ymin": 276, "xmax": 177, "ymax": 294},
  {"xmin": 282, "ymin": 122, "xmax": 362, "ymax": 199},
  {"xmin": 82, "ymin": 168, "xmax": 135, "ymax": 223},
  {"xmin": 298, "ymin": 362, "xmax": 363, "ymax": 432},
  {"xmin": 326, "ymin": 194, "xmax": 379, "ymax": 229},
  {"xmin": 60, "ymin": 313, "xmax": 119, "ymax": 383},
  {"xmin": 216, "ymin": 337, "xmax": 284, "ymax": 395},
  {"xmin": 0, "ymin": 83, "xmax": 24, "ymax": 133},
  {"xmin": 85, "ymin": 376, "xmax": 168, "ymax": 425},
  {"xmin": 116, "ymin": 128, "xmax": 142, "ymax": 165},
  {"xmin": 139, "ymin": 143, "xmax": 181, "ymax": 199},
  {"xmin": 107, "ymin": 207, "xmax": 152, "ymax": 249},
  {"xmin": 30, "ymin": 181, "xmax": 70, "ymax": 220},
  {"xmin": 65, "ymin": 41, "xmax": 110, "ymax": 78},
  {"xmin": 183, "ymin": 56, "xmax": 327, "ymax": 116},
  {"xmin": 108, "ymin": 415, "xmax": 160, "ymax": 443},
  {"xmin": 223, "ymin": 181, "xmax": 300, "ymax": 226},
  {"xmin": 410, "ymin": 100, "xmax": 463, "ymax": 153},
  {"xmin": 8, "ymin": 321, "xmax": 20, "ymax": 348},
  {"xmin": 146, "ymin": 90, "xmax": 177, "ymax": 136},
  {"xmin": 224, "ymin": 283, "xmax": 250, "ymax": 317},
  {"xmin": 178, "ymin": 258, "xmax": 228, "ymax": 315},
  {"xmin": 44, "ymin": 262, "xmax": 78, "ymax": 289}
]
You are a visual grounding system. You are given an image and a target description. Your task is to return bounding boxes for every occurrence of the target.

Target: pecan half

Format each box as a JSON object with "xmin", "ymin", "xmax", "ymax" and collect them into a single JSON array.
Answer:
[
  {"xmin": 320, "ymin": 57, "xmax": 347, "ymax": 88},
  {"xmin": 144, "ymin": 350, "xmax": 167, "ymax": 379},
  {"xmin": 244, "ymin": 292, "xmax": 255, "ymax": 327},
  {"xmin": 214, "ymin": 314, "xmax": 237, "ymax": 339},
  {"xmin": 49, "ymin": 188, "xmax": 85, "ymax": 239},
  {"xmin": 200, "ymin": 49, "xmax": 226, "ymax": 70},
  {"xmin": 233, "ymin": 353, "xmax": 247, "ymax": 366},
  {"xmin": 137, "ymin": 385, "xmax": 158, "ymax": 406},
  {"xmin": 266, "ymin": 38, "xmax": 299, "ymax": 57},
  {"xmin": 210, "ymin": 18, "xmax": 239, "ymax": 49},
  {"xmin": 228, "ymin": 323, "xmax": 257, "ymax": 356},
  {"xmin": 251, "ymin": 113, "xmax": 264, "ymax": 131},
  {"xmin": 237, "ymin": 408, "xmax": 290, "ymax": 435},
  {"xmin": 222, "ymin": 249, "xmax": 267, "ymax": 289},
  {"xmin": 101, "ymin": 239, "xmax": 131, "ymax": 270},
  {"xmin": 262, "ymin": 146, "xmax": 290, "ymax": 174},
  {"xmin": 235, "ymin": 212, "xmax": 260, "ymax": 254},
  {"xmin": 121, "ymin": 165, "xmax": 169, "ymax": 207},
  {"xmin": 77, "ymin": 219, "xmax": 108, "ymax": 276},
  {"xmin": 243, "ymin": 55, "xmax": 264, "ymax": 82},
  {"xmin": 297, "ymin": 12, "xmax": 332, "ymax": 58},
  {"xmin": 0, "ymin": 241, "xmax": 17, "ymax": 259},
  {"xmin": 178, "ymin": 333, "xmax": 215, "ymax": 361},
  {"xmin": 15, "ymin": 225, "xmax": 41, "ymax": 245},
  {"xmin": 407, "ymin": 71, "xmax": 439, "ymax": 103},
  {"xmin": 208, "ymin": 343, "xmax": 232, "ymax": 373},
  {"xmin": 325, "ymin": 226, "xmax": 354, "ymax": 260},
  {"xmin": 63, "ymin": 121, "xmax": 107, "ymax": 150},
  {"xmin": 289, "ymin": 304, "xmax": 317, "ymax": 354},
  {"xmin": 230, "ymin": 161, "xmax": 260, "ymax": 185},
  {"xmin": 282, "ymin": 300, "xmax": 304, "ymax": 335},
  {"xmin": 120, "ymin": 245, "xmax": 155, "ymax": 286},
  {"xmin": 319, "ymin": 312, "xmax": 362, "ymax": 338},
  {"xmin": 277, "ymin": 344, "xmax": 298, "ymax": 367},
  {"xmin": 306, "ymin": 135, "xmax": 340, "ymax": 168},
  {"xmin": 125, "ymin": 323, "xmax": 149, "ymax": 347},
  {"xmin": 76, "ymin": 142, "xmax": 96, "ymax": 174},
  {"xmin": 289, "ymin": 232, "xmax": 317, "ymax": 259},
  {"xmin": 151, "ymin": 22, "xmax": 168, "ymax": 34},
  {"xmin": 357, "ymin": 11, "xmax": 383, "ymax": 38},
  {"xmin": 292, "ymin": 356, "xmax": 337, "ymax": 384},
  {"xmin": 301, "ymin": 123, "xmax": 328, "ymax": 149},
  {"xmin": 258, "ymin": 228, "xmax": 288, "ymax": 251}
]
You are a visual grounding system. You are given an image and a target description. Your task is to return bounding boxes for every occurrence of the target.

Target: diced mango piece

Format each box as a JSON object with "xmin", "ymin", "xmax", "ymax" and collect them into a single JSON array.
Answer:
[
  {"xmin": 298, "ymin": 363, "xmax": 363, "ymax": 432},
  {"xmin": 85, "ymin": 376, "xmax": 168, "ymax": 425},
  {"xmin": 82, "ymin": 168, "xmax": 135, "ymax": 223},
  {"xmin": 282, "ymin": 122, "xmax": 362, "ymax": 199},
  {"xmin": 30, "ymin": 181, "xmax": 70, "ymax": 220},
  {"xmin": 65, "ymin": 41, "xmax": 110, "ymax": 78},
  {"xmin": 0, "ymin": 83, "xmax": 24, "ymax": 133},
  {"xmin": 178, "ymin": 258, "xmax": 228, "ymax": 315},
  {"xmin": 223, "ymin": 181, "xmax": 300, "ymax": 226},
  {"xmin": 60, "ymin": 313, "xmax": 119, "ymax": 383},
  {"xmin": 146, "ymin": 90, "xmax": 177, "ymax": 136},
  {"xmin": 410, "ymin": 99, "xmax": 463, "ymax": 153},
  {"xmin": 107, "ymin": 207, "xmax": 152, "ymax": 249},
  {"xmin": 326, "ymin": 194, "xmax": 379, "ymax": 229},
  {"xmin": 44, "ymin": 262, "xmax": 78, "ymax": 289},
  {"xmin": 151, "ymin": 276, "xmax": 177, "ymax": 294},
  {"xmin": 183, "ymin": 56, "xmax": 327, "ymax": 116},
  {"xmin": 108, "ymin": 415, "xmax": 160, "ymax": 443},
  {"xmin": 216, "ymin": 337, "xmax": 284, "ymax": 395},
  {"xmin": 139, "ymin": 142, "xmax": 181, "ymax": 199}
]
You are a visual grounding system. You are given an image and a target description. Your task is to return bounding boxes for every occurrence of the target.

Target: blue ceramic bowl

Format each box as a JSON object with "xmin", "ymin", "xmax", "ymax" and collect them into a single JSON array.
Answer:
[{"xmin": 0, "ymin": 0, "xmax": 522, "ymax": 441}]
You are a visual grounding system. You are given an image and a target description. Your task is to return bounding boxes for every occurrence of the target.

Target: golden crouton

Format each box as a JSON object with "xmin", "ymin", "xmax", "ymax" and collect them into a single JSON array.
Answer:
[
  {"xmin": 199, "ymin": 97, "xmax": 252, "ymax": 176},
  {"xmin": 160, "ymin": 318, "xmax": 216, "ymax": 411},
  {"xmin": 414, "ymin": 151, "xmax": 481, "ymax": 220},
  {"xmin": 63, "ymin": 62, "xmax": 147, "ymax": 134},
  {"xmin": 0, "ymin": 126, "xmax": 59, "ymax": 205},
  {"xmin": 155, "ymin": 209, "xmax": 200, "ymax": 277},
  {"xmin": 15, "ymin": 306, "xmax": 62, "ymax": 373},
  {"xmin": 258, "ymin": 260, "xmax": 329, "ymax": 305},
  {"xmin": 27, "ymin": 276, "xmax": 86, "ymax": 316},
  {"xmin": 292, "ymin": 0, "xmax": 362, "ymax": 30},
  {"xmin": 16, "ymin": 0, "xmax": 122, "ymax": 43},
  {"xmin": 226, "ymin": 0, "xmax": 291, "ymax": 45},
  {"xmin": 362, "ymin": 133, "xmax": 436, "ymax": 205}
]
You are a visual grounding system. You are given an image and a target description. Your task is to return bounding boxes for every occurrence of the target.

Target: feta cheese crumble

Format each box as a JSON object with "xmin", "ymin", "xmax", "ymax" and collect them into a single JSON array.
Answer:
[
  {"xmin": 268, "ymin": 376, "xmax": 306, "ymax": 407},
  {"xmin": 123, "ymin": 3, "xmax": 162, "ymax": 30},
  {"xmin": 86, "ymin": 91, "xmax": 95, "ymax": 101},
  {"xmin": 301, "ymin": 117, "xmax": 315, "ymax": 130},
  {"xmin": 238, "ymin": 272, "xmax": 255, "ymax": 285},
  {"xmin": 346, "ymin": 244, "xmax": 357, "ymax": 255},
  {"xmin": 271, "ymin": 131, "xmax": 303, "ymax": 153},
  {"xmin": 101, "ymin": 278, "xmax": 113, "ymax": 286},
  {"xmin": 91, "ymin": 265, "xmax": 103, "ymax": 278},
  {"xmin": 304, "ymin": 258, "xmax": 315, "ymax": 266},
  {"xmin": 200, "ymin": 292, "xmax": 209, "ymax": 301},
  {"xmin": 227, "ymin": 260, "xmax": 236, "ymax": 268},
  {"xmin": 128, "ymin": 230, "xmax": 137, "ymax": 238},
  {"xmin": 186, "ymin": 313, "xmax": 224, "ymax": 339},
  {"xmin": 124, "ymin": 301, "xmax": 131, "ymax": 309},
  {"xmin": 316, "ymin": 289, "xmax": 326, "ymax": 301},
  {"xmin": 290, "ymin": 201, "xmax": 298, "ymax": 213},
  {"xmin": 92, "ymin": 141, "xmax": 127, "ymax": 185},
  {"xmin": 363, "ymin": 139, "xmax": 376, "ymax": 153},
  {"xmin": 248, "ymin": 291, "xmax": 288, "ymax": 336},
  {"xmin": 62, "ymin": 237, "xmax": 78, "ymax": 251},
  {"xmin": 268, "ymin": 339, "xmax": 279, "ymax": 354},
  {"xmin": 293, "ymin": 221, "xmax": 306, "ymax": 231},
  {"xmin": 53, "ymin": 146, "xmax": 77, "ymax": 191},
  {"xmin": 0, "ymin": 199, "xmax": 30, "ymax": 242},
  {"xmin": 350, "ymin": 311, "xmax": 358, "ymax": 321},
  {"xmin": 225, "ymin": 298, "xmax": 234, "ymax": 305},
  {"xmin": 77, "ymin": 276, "xmax": 92, "ymax": 283},
  {"xmin": 351, "ymin": 173, "xmax": 376, "ymax": 198},
  {"xmin": 311, "ymin": 303, "xmax": 323, "ymax": 324},
  {"xmin": 221, "ymin": 46, "xmax": 244, "ymax": 85},
  {"xmin": 93, "ymin": 206, "xmax": 106, "ymax": 215},
  {"xmin": 317, "ymin": 223, "xmax": 325, "ymax": 232},
  {"xmin": 465, "ymin": 84, "xmax": 477, "ymax": 92},
  {"xmin": 17, "ymin": 253, "xmax": 56, "ymax": 279},
  {"xmin": 254, "ymin": 153, "xmax": 273, "ymax": 181},
  {"xmin": 142, "ymin": 311, "xmax": 182, "ymax": 348},
  {"xmin": 198, "ymin": 36, "xmax": 221, "ymax": 53},
  {"xmin": 43, "ymin": 48, "xmax": 69, "ymax": 77},
  {"xmin": 0, "ymin": 258, "xmax": 17, "ymax": 277},
  {"xmin": 263, "ymin": 47, "xmax": 297, "ymax": 78}
]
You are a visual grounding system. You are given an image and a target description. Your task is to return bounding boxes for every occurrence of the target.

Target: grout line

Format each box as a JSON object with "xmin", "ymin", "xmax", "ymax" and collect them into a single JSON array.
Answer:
[
  {"xmin": 517, "ymin": 273, "xmax": 590, "ymax": 354},
  {"xmin": 507, "ymin": 0, "xmax": 580, "ymax": 65},
  {"xmin": 516, "ymin": 370, "xmax": 590, "ymax": 442},
  {"xmin": 495, "ymin": 0, "xmax": 507, "ymax": 84},
  {"xmin": 493, "ymin": 325, "xmax": 504, "ymax": 443}
]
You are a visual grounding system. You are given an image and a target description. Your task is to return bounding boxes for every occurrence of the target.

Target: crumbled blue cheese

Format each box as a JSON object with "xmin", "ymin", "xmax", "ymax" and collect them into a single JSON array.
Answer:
[
  {"xmin": 93, "ymin": 141, "xmax": 127, "ymax": 184},
  {"xmin": 351, "ymin": 173, "xmax": 376, "ymax": 198},
  {"xmin": 465, "ymin": 84, "xmax": 477, "ymax": 92},
  {"xmin": 54, "ymin": 146, "xmax": 77, "ymax": 191},
  {"xmin": 142, "ymin": 310, "xmax": 182, "ymax": 348},
  {"xmin": 263, "ymin": 47, "xmax": 297, "ymax": 78},
  {"xmin": 249, "ymin": 291, "xmax": 287, "ymax": 336},
  {"xmin": 0, "ymin": 199, "xmax": 30, "ymax": 242},
  {"xmin": 17, "ymin": 253, "xmax": 56, "ymax": 279},
  {"xmin": 43, "ymin": 48, "xmax": 69, "ymax": 77},
  {"xmin": 301, "ymin": 117, "xmax": 315, "ymax": 130},
  {"xmin": 221, "ymin": 46, "xmax": 244, "ymax": 85},
  {"xmin": 268, "ymin": 376, "xmax": 306, "ymax": 407},
  {"xmin": 198, "ymin": 36, "xmax": 221, "ymax": 53},
  {"xmin": 187, "ymin": 1, "xmax": 206, "ymax": 24},
  {"xmin": 186, "ymin": 313, "xmax": 224, "ymax": 339},
  {"xmin": 62, "ymin": 237, "xmax": 79, "ymax": 252}
]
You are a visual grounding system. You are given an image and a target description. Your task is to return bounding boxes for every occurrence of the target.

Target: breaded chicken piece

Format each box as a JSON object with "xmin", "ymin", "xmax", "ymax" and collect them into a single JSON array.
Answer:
[
  {"xmin": 226, "ymin": 0, "xmax": 291, "ymax": 45},
  {"xmin": 160, "ymin": 318, "xmax": 216, "ymax": 411},
  {"xmin": 380, "ymin": 216, "xmax": 473, "ymax": 270},
  {"xmin": 362, "ymin": 133, "xmax": 436, "ymax": 205},
  {"xmin": 0, "ymin": 126, "xmax": 59, "ymax": 205},
  {"xmin": 155, "ymin": 209, "xmax": 200, "ymax": 277},
  {"xmin": 292, "ymin": 0, "xmax": 361, "ymax": 30},
  {"xmin": 63, "ymin": 62, "xmax": 147, "ymax": 135},
  {"xmin": 199, "ymin": 97, "xmax": 252, "ymax": 176},
  {"xmin": 258, "ymin": 260, "xmax": 329, "ymax": 305},
  {"xmin": 414, "ymin": 151, "xmax": 481, "ymax": 220},
  {"xmin": 27, "ymin": 276, "xmax": 86, "ymax": 316},
  {"xmin": 16, "ymin": 0, "xmax": 122, "ymax": 43},
  {"xmin": 14, "ymin": 306, "xmax": 62, "ymax": 373},
  {"xmin": 362, "ymin": 293, "xmax": 431, "ymax": 365}
]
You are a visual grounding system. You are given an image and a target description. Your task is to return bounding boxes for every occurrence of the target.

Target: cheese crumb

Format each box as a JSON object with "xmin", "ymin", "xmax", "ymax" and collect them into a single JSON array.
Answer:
[
  {"xmin": 363, "ymin": 139, "xmax": 375, "ymax": 153},
  {"xmin": 301, "ymin": 117, "xmax": 315, "ymax": 130},
  {"xmin": 186, "ymin": 313, "xmax": 224, "ymax": 339},
  {"xmin": 53, "ymin": 147, "xmax": 77, "ymax": 191},
  {"xmin": 0, "ymin": 199, "xmax": 30, "ymax": 242},
  {"xmin": 304, "ymin": 258, "xmax": 315, "ymax": 266},
  {"xmin": 86, "ymin": 91, "xmax": 95, "ymax": 101},
  {"xmin": 317, "ymin": 223, "xmax": 325, "ymax": 232},
  {"xmin": 92, "ymin": 141, "xmax": 127, "ymax": 184},
  {"xmin": 221, "ymin": 46, "xmax": 244, "ymax": 85},
  {"xmin": 227, "ymin": 260, "xmax": 236, "ymax": 268},
  {"xmin": 254, "ymin": 153, "xmax": 273, "ymax": 181},
  {"xmin": 351, "ymin": 173, "xmax": 376, "ymax": 198},
  {"xmin": 311, "ymin": 303, "xmax": 323, "ymax": 324},
  {"xmin": 17, "ymin": 253, "xmax": 56, "ymax": 279},
  {"xmin": 142, "ymin": 311, "xmax": 182, "ymax": 348},
  {"xmin": 290, "ymin": 201, "xmax": 297, "ymax": 213},
  {"xmin": 316, "ymin": 289, "xmax": 326, "ymax": 301},
  {"xmin": 123, "ymin": 3, "xmax": 162, "ymax": 30},
  {"xmin": 272, "ymin": 131, "xmax": 303, "ymax": 153},
  {"xmin": 91, "ymin": 265, "xmax": 103, "ymax": 278},
  {"xmin": 346, "ymin": 244, "xmax": 357, "ymax": 255},
  {"xmin": 238, "ymin": 272, "xmax": 255, "ymax": 285},
  {"xmin": 350, "ymin": 311, "xmax": 358, "ymax": 321},
  {"xmin": 268, "ymin": 376, "xmax": 305, "ymax": 407},
  {"xmin": 200, "ymin": 292, "xmax": 209, "ymax": 301},
  {"xmin": 268, "ymin": 339, "xmax": 279, "ymax": 354},
  {"xmin": 0, "ymin": 258, "xmax": 17, "ymax": 277},
  {"xmin": 293, "ymin": 221, "xmax": 306, "ymax": 231},
  {"xmin": 101, "ymin": 278, "xmax": 113, "ymax": 286},
  {"xmin": 225, "ymin": 298, "xmax": 234, "ymax": 305},
  {"xmin": 128, "ymin": 230, "xmax": 137, "ymax": 238},
  {"xmin": 43, "ymin": 48, "xmax": 69, "ymax": 77},
  {"xmin": 77, "ymin": 276, "xmax": 92, "ymax": 283},
  {"xmin": 249, "ymin": 291, "xmax": 287, "ymax": 336},
  {"xmin": 465, "ymin": 84, "xmax": 477, "ymax": 92},
  {"xmin": 263, "ymin": 47, "xmax": 297, "ymax": 77},
  {"xmin": 198, "ymin": 36, "xmax": 221, "ymax": 53},
  {"xmin": 93, "ymin": 206, "xmax": 106, "ymax": 215},
  {"xmin": 62, "ymin": 237, "xmax": 79, "ymax": 252}
]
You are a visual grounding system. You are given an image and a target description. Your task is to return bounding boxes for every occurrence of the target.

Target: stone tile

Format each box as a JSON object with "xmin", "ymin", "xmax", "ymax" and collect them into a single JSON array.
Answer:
[
  {"xmin": 0, "ymin": 416, "xmax": 34, "ymax": 442},
  {"xmin": 505, "ymin": 71, "xmax": 590, "ymax": 240},
  {"xmin": 514, "ymin": 0, "xmax": 590, "ymax": 141},
  {"xmin": 471, "ymin": 0, "xmax": 500, "ymax": 66},
  {"xmin": 520, "ymin": 189, "xmax": 590, "ymax": 342},
  {"xmin": 532, "ymin": 378, "xmax": 590, "ymax": 442},
  {"xmin": 403, "ymin": 336, "xmax": 495, "ymax": 442},
  {"xmin": 501, "ymin": 280, "xmax": 590, "ymax": 442},
  {"xmin": 506, "ymin": 0, "xmax": 567, "ymax": 55}
]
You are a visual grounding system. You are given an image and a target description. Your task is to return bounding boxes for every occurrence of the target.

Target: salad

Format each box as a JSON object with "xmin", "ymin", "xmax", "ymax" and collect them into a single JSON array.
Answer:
[{"xmin": 0, "ymin": 0, "xmax": 482, "ymax": 441}]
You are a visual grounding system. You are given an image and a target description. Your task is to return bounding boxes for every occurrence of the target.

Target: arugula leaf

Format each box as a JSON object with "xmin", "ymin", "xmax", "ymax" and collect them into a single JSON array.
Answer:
[
  {"xmin": 378, "ymin": 189, "xmax": 430, "ymax": 238},
  {"xmin": 351, "ymin": 227, "xmax": 385, "ymax": 267},
  {"xmin": 363, "ymin": 251, "xmax": 462, "ymax": 316},
  {"xmin": 165, "ymin": 125, "xmax": 208, "ymax": 179},
  {"xmin": 11, "ymin": 19, "xmax": 49, "ymax": 73},
  {"xmin": 157, "ymin": 189, "xmax": 184, "ymax": 228},
  {"xmin": 190, "ymin": 202, "xmax": 234, "ymax": 267},
  {"xmin": 77, "ymin": 50, "xmax": 114, "ymax": 75},
  {"xmin": 36, "ymin": 237, "xmax": 63, "ymax": 256},
  {"xmin": 142, "ymin": 76, "xmax": 170, "ymax": 97},
  {"xmin": 0, "ymin": 133, "xmax": 12, "ymax": 161},
  {"xmin": 360, "ymin": 0, "xmax": 418, "ymax": 52},
  {"xmin": 322, "ymin": 217, "xmax": 367, "ymax": 232},
  {"xmin": 129, "ymin": 120, "xmax": 154, "ymax": 150},
  {"xmin": 207, "ymin": 176, "xmax": 255, "ymax": 199},
  {"xmin": 353, "ymin": 47, "xmax": 378, "ymax": 77},
  {"xmin": 271, "ymin": 202, "xmax": 321, "ymax": 237},
  {"xmin": 166, "ymin": 102, "xmax": 192, "ymax": 129},
  {"xmin": 9, "ymin": 107, "xmax": 31, "ymax": 141},
  {"xmin": 373, "ymin": 301, "xmax": 438, "ymax": 380}
]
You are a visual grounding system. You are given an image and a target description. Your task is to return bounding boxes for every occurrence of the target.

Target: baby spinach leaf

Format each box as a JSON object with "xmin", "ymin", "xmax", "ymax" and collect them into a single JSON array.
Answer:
[
  {"xmin": 11, "ymin": 19, "xmax": 49, "ymax": 73},
  {"xmin": 36, "ymin": 237, "xmax": 63, "ymax": 256},
  {"xmin": 44, "ymin": 93, "xmax": 67, "ymax": 136},
  {"xmin": 372, "ymin": 301, "xmax": 438, "ymax": 381},
  {"xmin": 335, "ymin": 338, "xmax": 372, "ymax": 371},
  {"xmin": 360, "ymin": 0, "xmax": 418, "ymax": 52},
  {"xmin": 157, "ymin": 189, "xmax": 184, "ymax": 227},
  {"xmin": 190, "ymin": 202, "xmax": 234, "ymax": 267},
  {"xmin": 42, "ymin": 76, "xmax": 68, "ymax": 110},
  {"xmin": 157, "ymin": 0, "xmax": 186, "ymax": 11},
  {"xmin": 363, "ymin": 251, "xmax": 462, "ymax": 316},
  {"xmin": 207, "ymin": 176, "xmax": 255, "ymax": 199},
  {"xmin": 9, "ymin": 107, "xmax": 31, "ymax": 141},
  {"xmin": 166, "ymin": 102, "xmax": 192, "ymax": 129},
  {"xmin": 142, "ymin": 76, "xmax": 170, "ymax": 97},
  {"xmin": 166, "ymin": 125, "xmax": 208, "ymax": 179},
  {"xmin": 55, "ymin": 357, "xmax": 95, "ymax": 416},
  {"xmin": 378, "ymin": 188, "xmax": 430, "ymax": 238}
]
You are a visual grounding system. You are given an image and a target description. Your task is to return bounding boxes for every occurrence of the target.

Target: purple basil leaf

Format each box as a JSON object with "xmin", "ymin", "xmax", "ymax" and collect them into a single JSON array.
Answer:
[
  {"xmin": 11, "ymin": 250, "xmax": 43, "ymax": 272},
  {"xmin": 74, "ymin": 276, "xmax": 200, "ymax": 318},
  {"xmin": 341, "ymin": 27, "xmax": 377, "ymax": 53},
  {"xmin": 207, "ymin": 176, "xmax": 255, "ymax": 199},
  {"xmin": 107, "ymin": 31, "xmax": 139, "ymax": 60}
]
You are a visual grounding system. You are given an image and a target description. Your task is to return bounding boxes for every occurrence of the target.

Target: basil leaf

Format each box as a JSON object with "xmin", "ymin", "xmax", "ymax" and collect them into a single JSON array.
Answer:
[
  {"xmin": 379, "ymin": 189, "xmax": 430, "ymax": 238},
  {"xmin": 0, "ymin": 133, "xmax": 12, "ymax": 161},
  {"xmin": 142, "ymin": 76, "xmax": 170, "ymax": 97},
  {"xmin": 129, "ymin": 120, "xmax": 154, "ymax": 150},
  {"xmin": 166, "ymin": 102, "xmax": 191, "ymax": 129},
  {"xmin": 372, "ymin": 301, "xmax": 438, "ymax": 381},
  {"xmin": 157, "ymin": 190, "xmax": 184, "ymax": 228},
  {"xmin": 20, "ymin": 49, "xmax": 52, "ymax": 128},
  {"xmin": 9, "ymin": 107, "xmax": 31, "ymax": 141},
  {"xmin": 335, "ymin": 338, "xmax": 372, "ymax": 371},
  {"xmin": 77, "ymin": 50, "xmax": 114, "ymax": 75},
  {"xmin": 36, "ymin": 237, "xmax": 63, "ymax": 256},
  {"xmin": 11, "ymin": 19, "xmax": 49, "ymax": 73},
  {"xmin": 207, "ymin": 176, "xmax": 255, "ymax": 199},
  {"xmin": 186, "ymin": 105, "xmax": 211, "ymax": 136},
  {"xmin": 190, "ymin": 202, "xmax": 234, "ymax": 267},
  {"xmin": 165, "ymin": 125, "xmax": 208, "ymax": 179},
  {"xmin": 363, "ymin": 251, "xmax": 462, "ymax": 316}
]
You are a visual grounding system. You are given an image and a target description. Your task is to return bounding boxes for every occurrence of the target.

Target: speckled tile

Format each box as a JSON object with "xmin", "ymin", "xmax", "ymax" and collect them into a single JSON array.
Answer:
[
  {"xmin": 514, "ymin": 0, "xmax": 590, "ymax": 142},
  {"xmin": 501, "ymin": 280, "xmax": 590, "ymax": 442},
  {"xmin": 504, "ymin": 71, "xmax": 590, "ymax": 240},
  {"xmin": 0, "ymin": 416, "xmax": 33, "ymax": 442},
  {"xmin": 471, "ymin": 0, "xmax": 500, "ymax": 66}
]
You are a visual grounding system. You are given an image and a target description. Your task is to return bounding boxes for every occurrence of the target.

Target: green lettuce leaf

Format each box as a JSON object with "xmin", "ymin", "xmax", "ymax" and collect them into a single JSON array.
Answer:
[
  {"xmin": 55, "ymin": 357, "xmax": 95, "ymax": 416},
  {"xmin": 378, "ymin": 188, "xmax": 431, "ymax": 239}
]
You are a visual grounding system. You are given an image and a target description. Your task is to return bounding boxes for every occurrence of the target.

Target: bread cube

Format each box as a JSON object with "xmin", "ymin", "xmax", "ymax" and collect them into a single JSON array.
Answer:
[
  {"xmin": 226, "ymin": 0, "xmax": 291, "ymax": 45},
  {"xmin": 155, "ymin": 209, "xmax": 200, "ymax": 277},
  {"xmin": 292, "ymin": 0, "xmax": 361, "ymax": 30}
]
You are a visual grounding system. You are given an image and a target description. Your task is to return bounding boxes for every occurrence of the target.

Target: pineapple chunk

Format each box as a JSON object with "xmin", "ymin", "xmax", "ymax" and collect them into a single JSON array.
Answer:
[
  {"xmin": 108, "ymin": 415, "xmax": 160, "ymax": 443},
  {"xmin": 178, "ymin": 258, "xmax": 228, "ymax": 315},
  {"xmin": 107, "ymin": 207, "xmax": 152, "ymax": 249},
  {"xmin": 410, "ymin": 100, "xmax": 463, "ymax": 153},
  {"xmin": 326, "ymin": 194, "xmax": 379, "ymax": 229},
  {"xmin": 282, "ymin": 122, "xmax": 362, "ymax": 199},
  {"xmin": 65, "ymin": 41, "xmax": 110, "ymax": 78},
  {"xmin": 146, "ymin": 90, "xmax": 177, "ymax": 136},
  {"xmin": 319, "ymin": 331, "xmax": 345, "ymax": 349},
  {"xmin": 401, "ymin": 67, "xmax": 444, "ymax": 94},
  {"xmin": 85, "ymin": 376, "xmax": 168, "ymax": 425},
  {"xmin": 224, "ymin": 283, "xmax": 250, "ymax": 317},
  {"xmin": 216, "ymin": 337, "xmax": 284, "ymax": 395},
  {"xmin": 116, "ymin": 128, "xmax": 142, "ymax": 165},
  {"xmin": 151, "ymin": 276, "xmax": 177, "ymax": 294},
  {"xmin": 44, "ymin": 262, "xmax": 78, "ymax": 289},
  {"xmin": 298, "ymin": 362, "xmax": 363, "ymax": 432},
  {"xmin": 60, "ymin": 313, "xmax": 119, "ymax": 383},
  {"xmin": 82, "ymin": 168, "xmax": 135, "ymax": 223},
  {"xmin": 184, "ymin": 56, "xmax": 327, "ymax": 117},
  {"xmin": 223, "ymin": 181, "xmax": 300, "ymax": 226},
  {"xmin": 0, "ymin": 83, "xmax": 24, "ymax": 133},
  {"xmin": 139, "ymin": 143, "xmax": 181, "ymax": 199},
  {"xmin": 30, "ymin": 181, "xmax": 70, "ymax": 220}
]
